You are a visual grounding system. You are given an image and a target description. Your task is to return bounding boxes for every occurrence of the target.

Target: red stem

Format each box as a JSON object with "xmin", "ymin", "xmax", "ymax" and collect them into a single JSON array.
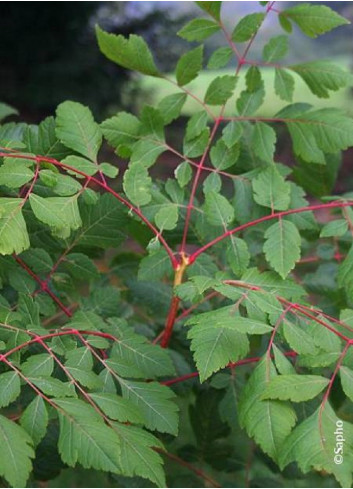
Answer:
[{"xmin": 189, "ymin": 201, "xmax": 353, "ymax": 264}]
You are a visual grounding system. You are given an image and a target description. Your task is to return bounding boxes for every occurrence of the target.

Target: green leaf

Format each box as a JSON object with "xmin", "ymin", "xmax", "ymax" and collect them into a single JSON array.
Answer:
[
  {"xmin": 281, "ymin": 3, "xmax": 349, "ymax": 39},
  {"xmin": 62, "ymin": 253, "xmax": 99, "ymax": 280},
  {"xmin": 29, "ymin": 194, "xmax": 82, "ymax": 239},
  {"xmin": 204, "ymin": 75, "xmax": 237, "ymax": 105},
  {"xmin": 280, "ymin": 404, "xmax": 353, "ymax": 487},
  {"xmin": 252, "ymin": 166, "xmax": 290, "ymax": 211},
  {"xmin": 263, "ymin": 35, "xmax": 289, "ymax": 62},
  {"xmin": 55, "ymin": 398, "xmax": 123, "ymax": 473},
  {"xmin": 158, "ymin": 93, "xmax": 187, "ymax": 124},
  {"xmin": 183, "ymin": 127, "xmax": 210, "ymax": 157},
  {"xmin": 186, "ymin": 306, "xmax": 250, "ymax": 382},
  {"xmin": 62, "ymin": 155, "xmax": 98, "ymax": 177},
  {"xmin": 264, "ymin": 219, "xmax": 301, "ymax": 279},
  {"xmin": 207, "ymin": 46, "xmax": 233, "ymax": 69},
  {"xmin": 0, "ymin": 198, "xmax": 30, "ymax": 255},
  {"xmin": 290, "ymin": 61, "xmax": 352, "ymax": 99},
  {"xmin": 338, "ymin": 245, "xmax": 353, "ymax": 294},
  {"xmin": 245, "ymin": 66, "xmax": 262, "ymax": 93},
  {"xmin": 176, "ymin": 46, "xmax": 203, "ymax": 87},
  {"xmin": 340, "ymin": 366, "xmax": 353, "ymax": 401},
  {"xmin": 78, "ymin": 193, "xmax": 127, "ymax": 249},
  {"xmin": 320, "ymin": 219, "xmax": 348, "ymax": 238},
  {"xmin": 238, "ymin": 357, "xmax": 296, "ymax": 462},
  {"xmin": 185, "ymin": 111, "xmax": 208, "ymax": 141},
  {"xmin": 178, "ymin": 19, "xmax": 220, "ymax": 41},
  {"xmin": 262, "ymin": 374, "xmax": 329, "ymax": 402},
  {"xmin": 99, "ymin": 162, "xmax": 118, "ymax": 178},
  {"xmin": 204, "ymin": 190, "xmax": 235, "ymax": 227},
  {"xmin": 283, "ymin": 320, "xmax": 319, "ymax": 355},
  {"xmin": 232, "ymin": 13, "xmax": 265, "ymax": 42},
  {"xmin": 0, "ymin": 159, "xmax": 34, "ymax": 188},
  {"xmin": 175, "ymin": 161, "xmax": 192, "ymax": 187},
  {"xmin": 275, "ymin": 68, "xmax": 295, "ymax": 102},
  {"xmin": 101, "ymin": 112, "xmax": 140, "ymax": 152},
  {"xmin": 155, "ymin": 204, "xmax": 178, "ymax": 231},
  {"xmin": 195, "ymin": 1, "xmax": 222, "ymax": 21},
  {"xmin": 28, "ymin": 376, "xmax": 77, "ymax": 398},
  {"xmin": 20, "ymin": 396, "xmax": 48, "ymax": 446},
  {"xmin": 0, "ymin": 102, "xmax": 18, "ymax": 122},
  {"xmin": 252, "ymin": 122, "xmax": 276, "ymax": 163},
  {"xmin": 222, "ymin": 120, "xmax": 243, "ymax": 147},
  {"xmin": 123, "ymin": 163, "xmax": 152, "ymax": 206},
  {"xmin": 120, "ymin": 380, "xmax": 179, "ymax": 435},
  {"xmin": 0, "ymin": 415, "xmax": 34, "ymax": 487},
  {"xmin": 89, "ymin": 393, "xmax": 143, "ymax": 424},
  {"xmin": 138, "ymin": 249, "xmax": 171, "ymax": 282},
  {"xmin": 0, "ymin": 371, "xmax": 21, "ymax": 407},
  {"xmin": 112, "ymin": 423, "xmax": 166, "ymax": 487},
  {"xmin": 236, "ymin": 86, "xmax": 264, "ymax": 115},
  {"xmin": 96, "ymin": 26, "xmax": 159, "ymax": 76},
  {"xmin": 56, "ymin": 101, "xmax": 102, "ymax": 162},
  {"xmin": 210, "ymin": 138, "xmax": 239, "ymax": 169},
  {"xmin": 272, "ymin": 344, "xmax": 296, "ymax": 375},
  {"xmin": 226, "ymin": 236, "xmax": 250, "ymax": 276},
  {"xmin": 22, "ymin": 353, "xmax": 54, "ymax": 377}
]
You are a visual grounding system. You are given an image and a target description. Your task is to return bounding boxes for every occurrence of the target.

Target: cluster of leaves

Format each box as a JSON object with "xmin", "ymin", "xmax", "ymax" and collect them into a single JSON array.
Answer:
[{"xmin": 1, "ymin": 2, "xmax": 353, "ymax": 487}]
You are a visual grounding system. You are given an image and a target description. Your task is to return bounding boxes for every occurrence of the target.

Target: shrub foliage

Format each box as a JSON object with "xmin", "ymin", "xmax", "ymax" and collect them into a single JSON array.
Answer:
[{"xmin": 1, "ymin": 2, "xmax": 353, "ymax": 487}]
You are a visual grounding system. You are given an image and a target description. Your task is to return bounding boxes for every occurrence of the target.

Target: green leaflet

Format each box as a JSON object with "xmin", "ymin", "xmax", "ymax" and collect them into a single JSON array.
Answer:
[
  {"xmin": 263, "ymin": 35, "xmax": 289, "ymax": 62},
  {"xmin": 204, "ymin": 190, "xmax": 235, "ymax": 227},
  {"xmin": 0, "ymin": 198, "xmax": 30, "ymax": 255},
  {"xmin": 176, "ymin": 46, "xmax": 203, "ymax": 87},
  {"xmin": 195, "ymin": 1, "xmax": 221, "ymax": 21},
  {"xmin": 0, "ymin": 371, "xmax": 21, "ymax": 407},
  {"xmin": 123, "ymin": 162, "xmax": 152, "ymax": 206},
  {"xmin": 340, "ymin": 366, "xmax": 353, "ymax": 402},
  {"xmin": 29, "ymin": 194, "xmax": 82, "ymax": 239},
  {"xmin": 178, "ymin": 18, "xmax": 220, "ymax": 41},
  {"xmin": 207, "ymin": 46, "xmax": 233, "ymax": 69},
  {"xmin": 0, "ymin": 415, "xmax": 34, "ymax": 488},
  {"xmin": 264, "ymin": 220, "xmax": 301, "ymax": 279},
  {"xmin": 204, "ymin": 75, "xmax": 237, "ymax": 105},
  {"xmin": 262, "ymin": 374, "xmax": 329, "ymax": 402},
  {"xmin": 280, "ymin": 403, "xmax": 353, "ymax": 487},
  {"xmin": 281, "ymin": 3, "xmax": 349, "ymax": 39},
  {"xmin": 112, "ymin": 423, "xmax": 166, "ymax": 487},
  {"xmin": 119, "ymin": 379, "xmax": 179, "ymax": 435},
  {"xmin": 275, "ymin": 68, "xmax": 295, "ymax": 102},
  {"xmin": 56, "ymin": 101, "xmax": 102, "ymax": 162},
  {"xmin": 238, "ymin": 357, "xmax": 297, "ymax": 462},
  {"xmin": 252, "ymin": 122, "xmax": 276, "ymax": 163},
  {"xmin": 226, "ymin": 236, "xmax": 250, "ymax": 276},
  {"xmin": 158, "ymin": 93, "xmax": 187, "ymax": 124},
  {"xmin": 252, "ymin": 166, "xmax": 290, "ymax": 211},
  {"xmin": 96, "ymin": 26, "xmax": 160, "ymax": 76},
  {"xmin": 20, "ymin": 396, "xmax": 48, "ymax": 446},
  {"xmin": 289, "ymin": 61, "xmax": 352, "ymax": 99},
  {"xmin": 0, "ymin": 159, "xmax": 34, "ymax": 188},
  {"xmin": 232, "ymin": 13, "xmax": 265, "ymax": 42},
  {"xmin": 210, "ymin": 138, "xmax": 239, "ymax": 170}
]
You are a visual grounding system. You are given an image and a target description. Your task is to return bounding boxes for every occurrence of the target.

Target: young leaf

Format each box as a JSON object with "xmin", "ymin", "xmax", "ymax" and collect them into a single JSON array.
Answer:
[
  {"xmin": 262, "ymin": 374, "xmax": 329, "ymax": 402},
  {"xmin": 232, "ymin": 13, "xmax": 265, "ymax": 42},
  {"xmin": 176, "ymin": 45, "xmax": 203, "ymax": 87},
  {"xmin": 96, "ymin": 26, "xmax": 160, "ymax": 76},
  {"xmin": 0, "ymin": 415, "xmax": 34, "ymax": 488},
  {"xmin": 204, "ymin": 75, "xmax": 237, "ymax": 105},
  {"xmin": 56, "ymin": 101, "xmax": 102, "ymax": 162},
  {"xmin": 281, "ymin": 3, "xmax": 349, "ymax": 39},
  {"xmin": 178, "ymin": 19, "xmax": 220, "ymax": 41},
  {"xmin": 264, "ymin": 219, "xmax": 301, "ymax": 279}
]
